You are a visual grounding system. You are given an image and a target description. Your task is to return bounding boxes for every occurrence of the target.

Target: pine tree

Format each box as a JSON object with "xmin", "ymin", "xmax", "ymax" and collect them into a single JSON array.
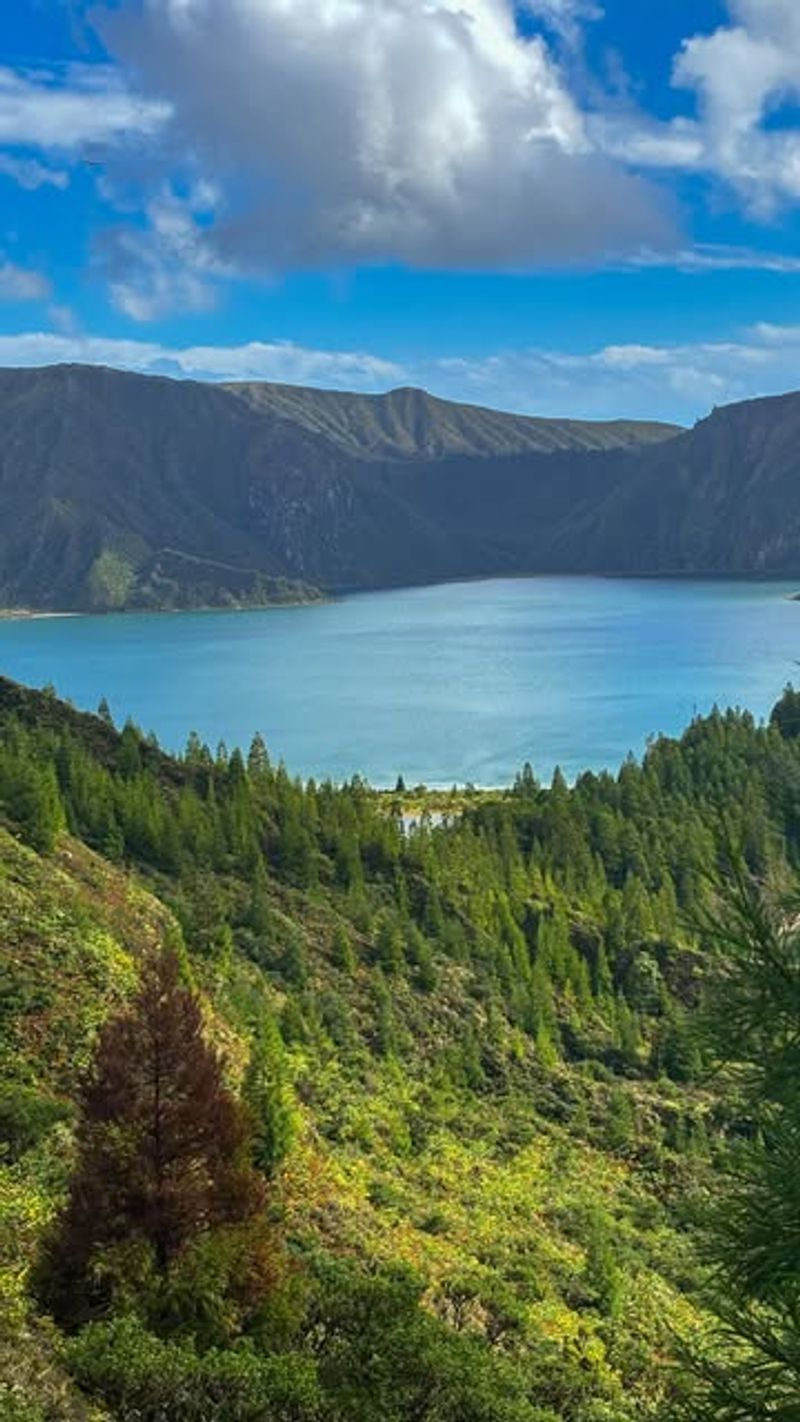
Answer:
[
  {"xmin": 681, "ymin": 876, "xmax": 800, "ymax": 1420},
  {"xmin": 246, "ymin": 859, "xmax": 273, "ymax": 938},
  {"xmin": 332, "ymin": 922, "xmax": 357, "ymax": 973},
  {"xmin": 4, "ymin": 760, "xmax": 66, "ymax": 853},
  {"xmin": 117, "ymin": 721, "xmax": 143, "ymax": 778},
  {"xmin": 375, "ymin": 913, "xmax": 405, "ymax": 974},
  {"xmin": 244, "ymin": 1012, "xmax": 298, "ymax": 1178},
  {"xmin": 281, "ymin": 930, "xmax": 309, "ymax": 988},
  {"xmin": 583, "ymin": 1209, "xmax": 623, "ymax": 1319},
  {"xmin": 38, "ymin": 951, "xmax": 266, "ymax": 1325},
  {"xmin": 247, "ymin": 730, "xmax": 271, "ymax": 779},
  {"xmin": 371, "ymin": 970, "xmax": 398, "ymax": 1058}
]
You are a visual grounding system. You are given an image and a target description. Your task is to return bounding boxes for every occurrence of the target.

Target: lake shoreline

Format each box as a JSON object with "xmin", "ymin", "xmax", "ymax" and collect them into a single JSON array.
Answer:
[
  {"xmin": 0, "ymin": 609, "xmax": 81, "ymax": 621},
  {"xmin": 2, "ymin": 570, "xmax": 800, "ymax": 621},
  {"xmin": 0, "ymin": 596, "xmax": 325, "ymax": 621}
]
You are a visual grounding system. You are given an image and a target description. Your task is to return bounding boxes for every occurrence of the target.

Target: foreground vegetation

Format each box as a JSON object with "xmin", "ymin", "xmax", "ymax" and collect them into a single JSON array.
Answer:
[{"xmin": 1, "ymin": 674, "xmax": 800, "ymax": 1419}]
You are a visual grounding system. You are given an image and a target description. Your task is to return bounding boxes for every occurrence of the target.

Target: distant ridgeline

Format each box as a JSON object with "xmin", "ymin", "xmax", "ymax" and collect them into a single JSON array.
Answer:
[
  {"xmin": 2, "ymin": 673, "xmax": 800, "ymax": 1420},
  {"xmin": 8, "ymin": 361, "xmax": 800, "ymax": 613}
]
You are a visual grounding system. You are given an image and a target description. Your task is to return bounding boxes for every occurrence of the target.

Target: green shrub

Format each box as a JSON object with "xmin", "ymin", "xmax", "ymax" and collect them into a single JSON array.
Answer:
[
  {"xmin": 0, "ymin": 1085, "xmax": 70, "ymax": 1162},
  {"xmin": 65, "ymin": 1316, "xmax": 321, "ymax": 1422},
  {"xmin": 0, "ymin": 1387, "xmax": 46, "ymax": 1422}
]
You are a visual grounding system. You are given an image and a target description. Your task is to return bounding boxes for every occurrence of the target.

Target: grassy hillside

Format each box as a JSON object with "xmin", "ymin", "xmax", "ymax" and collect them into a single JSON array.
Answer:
[
  {"xmin": 227, "ymin": 382, "xmax": 680, "ymax": 461},
  {"xmin": 0, "ymin": 364, "xmax": 682, "ymax": 612},
  {"xmin": 4, "ymin": 676, "xmax": 800, "ymax": 1418}
]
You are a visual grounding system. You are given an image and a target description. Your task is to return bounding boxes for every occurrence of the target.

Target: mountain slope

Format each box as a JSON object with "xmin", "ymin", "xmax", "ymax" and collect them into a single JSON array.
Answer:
[
  {"xmin": 0, "ymin": 364, "xmax": 680, "ymax": 611},
  {"xmin": 6, "ymin": 677, "xmax": 800, "ymax": 1419},
  {"xmin": 227, "ymin": 380, "xmax": 679, "ymax": 461},
  {"xmin": 548, "ymin": 391, "xmax": 800, "ymax": 574},
  {"xmin": 0, "ymin": 363, "xmax": 329, "ymax": 610},
  {"xmin": 0, "ymin": 674, "xmax": 750, "ymax": 1421},
  {"xmin": 5, "ymin": 363, "xmax": 800, "ymax": 613}
]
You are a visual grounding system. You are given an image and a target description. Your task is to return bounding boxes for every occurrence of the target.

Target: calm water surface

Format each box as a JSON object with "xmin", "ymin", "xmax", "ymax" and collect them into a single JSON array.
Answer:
[{"xmin": 1, "ymin": 578, "xmax": 799, "ymax": 787}]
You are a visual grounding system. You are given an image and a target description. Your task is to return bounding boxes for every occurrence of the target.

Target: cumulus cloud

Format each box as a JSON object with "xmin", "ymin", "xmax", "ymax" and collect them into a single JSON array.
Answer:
[
  {"xmin": 596, "ymin": 0, "xmax": 800, "ymax": 210},
  {"xmin": 77, "ymin": 0, "xmax": 800, "ymax": 286},
  {"xmin": 3, "ymin": 0, "xmax": 800, "ymax": 303},
  {"xmin": 672, "ymin": 0, "xmax": 800, "ymax": 208},
  {"xmin": 564, "ymin": 0, "xmax": 800, "ymax": 231},
  {"xmin": 0, "ymin": 64, "xmax": 169, "ymax": 151},
  {"xmin": 97, "ymin": 0, "xmax": 670, "ymax": 270}
]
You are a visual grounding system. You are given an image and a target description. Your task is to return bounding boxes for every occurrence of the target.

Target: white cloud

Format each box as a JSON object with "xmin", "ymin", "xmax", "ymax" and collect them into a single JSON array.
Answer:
[
  {"xmin": 631, "ymin": 244, "xmax": 800, "ymax": 274},
  {"xmin": 524, "ymin": 1, "xmax": 603, "ymax": 45},
  {"xmin": 574, "ymin": 3, "xmax": 800, "ymax": 218},
  {"xmin": 751, "ymin": 321, "xmax": 800, "ymax": 344},
  {"xmin": 0, "ymin": 262, "xmax": 50, "ymax": 303},
  {"xmin": 81, "ymin": 0, "xmax": 800, "ymax": 285},
  {"xmin": 0, "ymin": 332, "xmax": 402, "ymax": 389},
  {"xmin": 429, "ymin": 326, "xmax": 800, "ymax": 422},
  {"xmin": 0, "ymin": 64, "xmax": 169, "ymax": 152},
  {"xmin": 0, "ymin": 154, "xmax": 68, "ymax": 190},
  {"xmin": 591, "ymin": 113, "xmax": 706, "ymax": 171},
  {"xmin": 4, "ymin": 321, "xmax": 800, "ymax": 424},
  {"xmin": 3, "ymin": 1, "xmax": 800, "ymax": 303},
  {"xmin": 106, "ymin": 183, "xmax": 228, "ymax": 320},
  {"xmin": 671, "ymin": 0, "xmax": 800, "ymax": 208},
  {"xmin": 98, "ymin": 0, "xmax": 670, "ymax": 270}
]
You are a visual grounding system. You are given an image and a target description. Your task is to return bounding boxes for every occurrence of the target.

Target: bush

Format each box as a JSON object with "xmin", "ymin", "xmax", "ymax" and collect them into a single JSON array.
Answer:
[
  {"xmin": 65, "ymin": 1316, "xmax": 321, "ymax": 1422},
  {"xmin": 306, "ymin": 1256, "xmax": 553, "ymax": 1422},
  {"xmin": 0, "ymin": 1388, "xmax": 45, "ymax": 1422},
  {"xmin": 0, "ymin": 1085, "xmax": 70, "ymax": 1162}
]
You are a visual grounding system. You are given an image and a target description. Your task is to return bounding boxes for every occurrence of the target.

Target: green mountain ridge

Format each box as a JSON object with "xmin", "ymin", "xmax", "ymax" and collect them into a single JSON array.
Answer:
[
  {"xmin": 226, "ymin": 380, "xmax": 680, "ymax": 461},
  {"xmin": 0, "ymin": 364, "xmax": 682, "ymax": 611},
  {"xmin": 4, "ymin": 362, "xmax": 800, "ymax": 612}
]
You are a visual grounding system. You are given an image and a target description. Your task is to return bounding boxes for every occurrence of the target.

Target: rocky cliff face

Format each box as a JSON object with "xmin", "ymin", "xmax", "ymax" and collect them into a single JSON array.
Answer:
[{"xmin": 546, "ymin": 392, "xmax": 800, "ymax": 574}]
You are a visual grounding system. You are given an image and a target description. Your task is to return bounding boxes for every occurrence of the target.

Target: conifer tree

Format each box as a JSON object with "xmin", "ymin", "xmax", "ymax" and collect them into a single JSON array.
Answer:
[
  {"xmin": 371, "ymin": 970, "xmax": 398, "ymax": 1058},
  {"xmin": 375, "ymin": 913, "xmax": 405, "ymax": 974},
  {"xmin": 39, "ymin": 951, "xmax": 266, "ymax": 1326},
  {"xmin": 682, "ymin": 876, "xmax": 800, "ymax": 1420},
  {"xmin": 332, "ymin": 922, "xmax": 357, "ymax": 973},
  {"xmin": 247, "ymin": 730, "xmax": 271, "ymax": 779},
  {"xmin": 244, "ymin": 1011, "xmax": 298, "ymax": 1178},
  {"xmin": 13, "ymin": 762, "xmax": 65, "ymax": 853}
]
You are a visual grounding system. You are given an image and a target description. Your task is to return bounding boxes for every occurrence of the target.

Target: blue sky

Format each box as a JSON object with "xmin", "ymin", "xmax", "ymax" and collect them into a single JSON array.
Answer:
[{"xmin": 2, "ymin": 0, "xmax": 800, "ymax": 423}]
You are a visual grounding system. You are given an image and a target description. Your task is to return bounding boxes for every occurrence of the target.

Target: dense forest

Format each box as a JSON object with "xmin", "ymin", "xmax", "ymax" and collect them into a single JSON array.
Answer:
[{"xmin": 1, "ymin": 673, "xmax": 800, "ymax": 1420}]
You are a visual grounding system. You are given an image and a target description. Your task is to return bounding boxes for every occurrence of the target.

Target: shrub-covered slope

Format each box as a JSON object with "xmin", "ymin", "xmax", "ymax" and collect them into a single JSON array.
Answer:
[{"xmin": 4, "ymin": 677, "xmax": 800, "ymax": 1419}]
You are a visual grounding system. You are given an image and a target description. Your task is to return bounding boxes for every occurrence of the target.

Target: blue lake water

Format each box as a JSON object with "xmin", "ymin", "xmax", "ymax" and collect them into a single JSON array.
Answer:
[{"xmin": 1, "ymin": 578, "xmax": 799, "ymax": 787}]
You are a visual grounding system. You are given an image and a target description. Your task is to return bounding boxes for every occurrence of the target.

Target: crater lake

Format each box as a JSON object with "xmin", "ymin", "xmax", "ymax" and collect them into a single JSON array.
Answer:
[{"xmin": 1, "ymin": 577, "xmax": 798, "ymax": 787}]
